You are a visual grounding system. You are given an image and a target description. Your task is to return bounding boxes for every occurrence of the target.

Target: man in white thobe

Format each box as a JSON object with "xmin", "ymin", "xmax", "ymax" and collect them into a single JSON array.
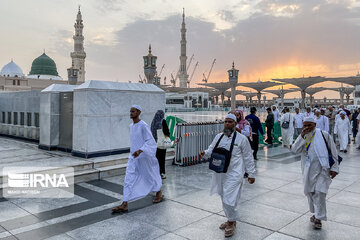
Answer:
[
  {"xmin": 112, "ymin": 105, "xmax": 163, "ymax": 213},
  {"xmin": 272, "ymin": 105, "xmax": 281, "ymax": 123},
  {"xmin": 334, "ymin": 111, "xmax": 351, "ymax": 153},
  {"xmin": 199, "ymin": 114, "xmax": 256, "ymax": 238},
  {"xmin": 304, "ymin": 107, "xmax": 314, "ymax": 118},
  {"xmin": 292, "ymin": 117, "xmax": 339, "ymax": 229},
  {"xmin": 315, "ymin": 109, "xmax": 329, "ymax": 132},
  {"xmin": 280, "ymin": 107, "xmax": 294, "ymax": 147},
  {"xmin": 293, "ymin": 107, "xmax": 304, "ymax": 139}
]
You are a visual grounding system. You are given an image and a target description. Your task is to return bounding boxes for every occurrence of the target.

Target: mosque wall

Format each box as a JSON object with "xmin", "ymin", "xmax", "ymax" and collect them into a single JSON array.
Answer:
[{"xmin": 0, "ymin": 90, "xmax": 41, "ymax": 140}]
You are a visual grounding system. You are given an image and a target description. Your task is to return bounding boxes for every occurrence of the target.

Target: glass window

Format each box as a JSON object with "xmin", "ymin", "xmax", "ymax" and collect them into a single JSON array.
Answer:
[
  {"xmin": 27, "ymin": 112, "xmax": 32, "ymax": 126},
  {"xmin": 34, "ymin": 113, "xmax": 39, "ymax": 127},
  {"xmin": 20, "ymin": 112, "xmax": 24, "ymax": 125},
  {"xmin": 2, "ymin": 112, "xmax": 5, "ymax": 123},
  {"xmin": 7, "ymin": 112, "xmax": 11, "ymax": 124},
  {"xmin": 144, "ymin": 58, "xmax": 148, "ymax": 66},
  {"xmin": 13, "ymin": 112, "xmax": 18, "ymax": 125}
]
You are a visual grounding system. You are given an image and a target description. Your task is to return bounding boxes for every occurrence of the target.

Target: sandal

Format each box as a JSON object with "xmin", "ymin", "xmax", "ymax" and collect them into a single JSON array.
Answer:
[
  {"xmin": 219, "ymin": 222, "xmax": 229, "ymax": 230},
  {"xmin": 314, "ymin": 219, "xmax": 322, "ymax": 229},
  {"xmin": 310, "ymin": 215, "xmax": 315, "ymax": 223},
  {"xmin": 153, "ymin": 193, "xmax": 164, "ymax": 204},
  {"xmin": 225, "ymin": 222, "xmax": 236, "ymax": 237},
  {"xmin": 112, "ymin": 204, "xmax": 128, "ymax": 213}
]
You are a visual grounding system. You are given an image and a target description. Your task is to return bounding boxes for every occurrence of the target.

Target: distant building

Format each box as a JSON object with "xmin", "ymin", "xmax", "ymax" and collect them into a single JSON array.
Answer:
[
  {"xmin": 166, "ymin": 91, "xmax": 209, "ymax": 109},
  {"xmin": 0, "ymin": 7, "xmax": 85, "ymax": 92}
]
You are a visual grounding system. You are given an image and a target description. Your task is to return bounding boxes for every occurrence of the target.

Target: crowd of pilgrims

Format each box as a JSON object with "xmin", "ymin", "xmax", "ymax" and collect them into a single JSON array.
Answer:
[
  {"xmin": 230, "ymin": 104, "xmax": 360, "ymax": 159},
  {"xmin": 111, "ymin": 104, "xmax": 357, "ymax": 238}
]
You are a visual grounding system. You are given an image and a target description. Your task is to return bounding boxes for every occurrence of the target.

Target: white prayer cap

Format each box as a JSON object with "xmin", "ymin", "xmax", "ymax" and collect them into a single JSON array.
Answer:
[
  {"xmin": 225, "ymin": 114, "xmax": 237, "ymax": 122},
  {"xmin": 314, "ymin": 108, "xmax": 321, "ymax": 113},
  {"xmin": 131, "ymin": 105, "xmax": 142, "ymax": 111},
  {"xmin": 321, "ymin": 108, "xmax": 326, "ymax": 111},
  {"xmin": 340, "ymin": 111, "xmax": 346, "ymax": 115},
  {"xmin": 303, "ymin": 116, "xmax": 317, "ymax": 123}
]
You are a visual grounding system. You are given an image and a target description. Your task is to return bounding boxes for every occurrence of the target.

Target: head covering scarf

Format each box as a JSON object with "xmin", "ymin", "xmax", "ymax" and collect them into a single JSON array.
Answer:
[
  {"xmin": 151, "ymin": 110, "xmax": 165, "ymax": 141},
  {"xmin": 340, "ymin": 110, "xmax": 346, "ymax": 115},
  {"xmin": 234, "ymin": 109, "xmax": 253, "ymax": 140}
]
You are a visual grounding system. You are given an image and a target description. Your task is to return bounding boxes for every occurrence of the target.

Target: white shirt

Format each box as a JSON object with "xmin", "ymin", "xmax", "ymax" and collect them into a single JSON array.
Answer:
[{"xmin": 293, "ymin": 113, "xmax": 304, "ymax": 129}]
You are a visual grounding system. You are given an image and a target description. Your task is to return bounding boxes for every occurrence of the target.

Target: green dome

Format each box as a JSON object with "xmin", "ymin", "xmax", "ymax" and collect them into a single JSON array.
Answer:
[{"xmin": 29, "ymin": 53, "xmax": 59, "ymax": 76}]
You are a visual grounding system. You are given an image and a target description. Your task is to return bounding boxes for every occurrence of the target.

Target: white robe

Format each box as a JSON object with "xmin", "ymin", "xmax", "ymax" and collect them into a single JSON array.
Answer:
[
  {"xmin": 280, "ymin": 113, "xmax": 294, "ymax": 146},
  {"xmin": 334, "ymin": 118, "xmax": 351, "ymax": 151},
  {"xmin": 316, "ymin": 115, "xmax": 329, "ymax": 132},
  {"xmin": 204, "ymin": 132, "xmax": 256, "ymax": 221},
  {"xmin": 273, "ymin": 109, "xmax": 281, "ymax": 122},
  {"xmin": 123, "ymin": 120, "xmax": 162, "ymax": 202},
  {"xmin": 303, "ymin": 112, "xmax": 314, "ymax": 118},
  {"xmin": 292, "ymin": 130, "xmax": 339, "ymax": 220}
]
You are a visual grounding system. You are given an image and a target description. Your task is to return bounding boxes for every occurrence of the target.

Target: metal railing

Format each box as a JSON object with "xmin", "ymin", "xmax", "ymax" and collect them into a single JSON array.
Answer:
[{"xmin": 174, "ymin": 121, "xmax": 223, "ymax": 166}]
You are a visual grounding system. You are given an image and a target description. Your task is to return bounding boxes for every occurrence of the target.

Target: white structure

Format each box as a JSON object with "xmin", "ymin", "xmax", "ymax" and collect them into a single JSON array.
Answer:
[
  {"xmin": 0, "ymin": 60, "xmax": 24, "ymax": 78},
  {"xmin": 274, "ymin": 98, "xmax": 301, "ymax": 111},
  {"xmin": 178, "ymin": 9, "xmax": 189, "ymax": 88},
  {"xmin": 72, "ymin": 80, "xmax": 164, "ymax": 157},
  {"xmin": 39, "ymin": 81, "xmax": 165, "ymax": 158},
  {"xmin": 166, "ymin": 91, "xmax": 209, "ymax": 109},
  {"xmin": 70, "ymin": 6, "xmax": 86, "ymax": 83}
]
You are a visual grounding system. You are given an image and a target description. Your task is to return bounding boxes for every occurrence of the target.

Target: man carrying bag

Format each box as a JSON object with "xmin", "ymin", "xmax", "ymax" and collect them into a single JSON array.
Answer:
[{"xmin": 199, "ymin": 114, "xmax": 256, "ymax": 238}]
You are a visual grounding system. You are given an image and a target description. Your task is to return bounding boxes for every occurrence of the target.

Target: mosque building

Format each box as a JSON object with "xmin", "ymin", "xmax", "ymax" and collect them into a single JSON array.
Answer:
[{"xmin": 0, "ymin": 7, "xmax": 85, "ymax": 91}]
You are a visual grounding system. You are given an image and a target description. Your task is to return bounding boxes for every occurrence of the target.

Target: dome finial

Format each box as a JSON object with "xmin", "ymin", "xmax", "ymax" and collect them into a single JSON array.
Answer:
[
  {"xmin": 148, "ymin": 44, "xmax": 152, "ymax": 54},
  {"xmin": 232, "ymin": 61, "xmax": 234, "ymax": 68},
  {"xmin": 43, "ymin": 49, "xmax": 46, "ymax": 54},
  {"xmin": 78, "ymin": 5, "xmax": 81, "ymax": 13},
  {"xmin": 11, "ymin": 58, "xmax": 13, "ymax": 62}
]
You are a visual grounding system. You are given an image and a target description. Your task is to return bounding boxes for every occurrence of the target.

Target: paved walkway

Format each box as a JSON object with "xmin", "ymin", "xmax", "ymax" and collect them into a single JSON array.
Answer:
[{"xmin": 0, "ymin": 138, "xmax": 359, "ymax": 239}]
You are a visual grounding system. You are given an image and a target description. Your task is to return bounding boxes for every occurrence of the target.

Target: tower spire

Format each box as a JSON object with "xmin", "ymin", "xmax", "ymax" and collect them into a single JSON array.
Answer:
[
  {"xmin": 70, "ymin": 6, "xmax": 86, "ymax": 83},
  {"xmin": 179, "ymin": 8, "xmax": 189, "ymax": 88},
  {"xmin": 148, "ymin": 44, "xmax": 152, "ymax": 54}
]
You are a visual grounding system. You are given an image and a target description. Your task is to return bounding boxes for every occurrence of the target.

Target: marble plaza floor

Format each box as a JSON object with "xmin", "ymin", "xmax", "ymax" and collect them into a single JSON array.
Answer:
[{"xmin": 0, "ymin": 139, "xmax": 359, "ymax": 240}]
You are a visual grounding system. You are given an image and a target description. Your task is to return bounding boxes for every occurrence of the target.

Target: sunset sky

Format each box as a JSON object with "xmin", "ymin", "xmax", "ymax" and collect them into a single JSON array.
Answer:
[{"xmin": 1, "ymin": 0, "xmax": 359, "ymax": 99}]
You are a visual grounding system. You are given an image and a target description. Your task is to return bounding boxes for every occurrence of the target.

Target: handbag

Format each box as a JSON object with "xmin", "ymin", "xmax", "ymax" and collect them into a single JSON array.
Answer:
[
  {"xmin": 281, "ymin": 114, "xmax": 290, "ymax": 129},
  {"xmin": 209, "ymin": 131, "xmax": 237, "ymax": 173},
  {"xmin": 320, "ymin": 131, "xmax": 343, "ymax": 167},
  {"xmin": 157, "ymin": 129, "xmax": 172, "ymax": 149}
]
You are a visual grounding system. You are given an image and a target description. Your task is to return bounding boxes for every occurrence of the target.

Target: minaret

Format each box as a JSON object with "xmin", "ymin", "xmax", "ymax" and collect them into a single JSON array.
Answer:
[
  {"xmin": 70, "ymin": 6, "xmax": 86, "ymax": 83},
  {"xmin": 178, "ymin": 8, "xmax": 189, "ymax": 88}
]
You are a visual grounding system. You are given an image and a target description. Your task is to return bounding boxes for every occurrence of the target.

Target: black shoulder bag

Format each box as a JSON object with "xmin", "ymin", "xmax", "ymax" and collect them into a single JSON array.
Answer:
[
  {"xmin": 282, "ymin": 114, "xmax": 290, "ymax": 129},
  {"xmin": 209, "ymin": 132, "xmax": 237, "ymax": 173},
  {"xmin": 320, "ymin": 131, "xmax": 343, "ymax": 167}
]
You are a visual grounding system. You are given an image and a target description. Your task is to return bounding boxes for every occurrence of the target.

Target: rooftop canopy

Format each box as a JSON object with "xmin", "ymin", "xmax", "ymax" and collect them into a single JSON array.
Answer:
[
  {"xmin": 272, "ymin": 76, "xmax": 325, "ymax": 90},
  {"xmin": 236, "ymin": 81, "xmax": 283, "ymax": 92}
]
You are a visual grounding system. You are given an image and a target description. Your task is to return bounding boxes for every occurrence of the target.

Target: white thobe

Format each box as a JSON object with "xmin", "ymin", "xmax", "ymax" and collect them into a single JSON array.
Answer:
[
  {"xmin": 334, "ymin": 118, "xmax": 351, "ymax": 151},
  {"xmin": 316, "ymin": 115, "xmax": 329, "ymax": 132},
  {"xmin": 204, "ymin": 132, "xmax": 256, "ymax": 221},
  {"xmin": 123, "ymin": 120, "xmax": 162, "ymax": 202},
  {"xmin": 280, "ymin": 113, "xmax": 294, "ymax": 146},
  {"xmin": 292, "ymin": 131, "xmax": 339, "ymax": 220},
  {"xmin": 273, "ymin": 110, "xmax": 281, "ymax": 122}
]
